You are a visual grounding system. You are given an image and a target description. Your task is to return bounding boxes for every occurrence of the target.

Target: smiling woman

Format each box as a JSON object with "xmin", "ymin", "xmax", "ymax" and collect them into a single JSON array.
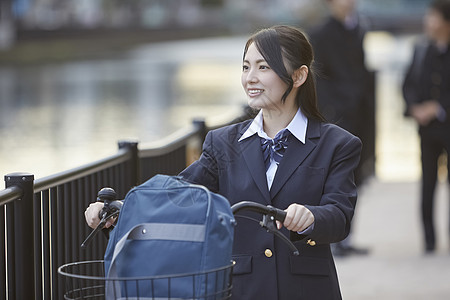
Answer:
[
  {"xmin": 176, "ymin": 25, "xmax": 362, "ymax": 300},
  {"xmin": 85, "ymin": 25, "xmax": 363, "ymax": 300}
]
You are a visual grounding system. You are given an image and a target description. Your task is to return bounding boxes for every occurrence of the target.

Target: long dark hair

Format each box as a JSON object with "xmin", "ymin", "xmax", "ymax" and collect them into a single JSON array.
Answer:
[{"xmin": 243, "ymin": 25, "xmax": 326, "ymax": 122}]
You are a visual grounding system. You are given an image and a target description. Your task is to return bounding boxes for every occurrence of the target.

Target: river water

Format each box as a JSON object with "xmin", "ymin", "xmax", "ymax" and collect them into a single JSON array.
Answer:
[
  {"xmin": 0, "ymin": 36, "xmax": 248, "ymax": 179},
  {"xmin": 0, "ymin": 32, "xmax": 424, "ymax": 182}
]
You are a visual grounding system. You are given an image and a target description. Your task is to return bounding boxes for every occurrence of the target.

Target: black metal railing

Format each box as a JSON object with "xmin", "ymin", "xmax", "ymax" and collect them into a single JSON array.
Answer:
[{"xmin": 0, "ymin": 109, "xmax": 250, "ymax": 300}]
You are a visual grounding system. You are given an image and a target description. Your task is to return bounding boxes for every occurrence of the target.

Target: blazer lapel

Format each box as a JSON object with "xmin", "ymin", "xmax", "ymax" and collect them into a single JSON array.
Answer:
[
  {"xmin": 270, "ymin": 120, "xmax": 321, "ymax": 199},
  {"xmin": 239, "ymin": 132, "xmax": 271, "ymax": 204}
]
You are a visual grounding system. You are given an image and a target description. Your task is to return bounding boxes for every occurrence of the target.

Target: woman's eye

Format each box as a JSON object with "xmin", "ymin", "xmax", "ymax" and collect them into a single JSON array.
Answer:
[
  {"xmin": 242, "ymin": 65, "xmax": 249, "ymax": 71},
  {"xmin": 260, "ymin": 65, "xmax": 270, "ymax": 70}
]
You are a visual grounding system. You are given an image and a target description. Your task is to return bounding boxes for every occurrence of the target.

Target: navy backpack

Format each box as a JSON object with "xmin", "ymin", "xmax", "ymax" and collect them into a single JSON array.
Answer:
[{"xmin": 103, "ymin": 174, "xmax": 235, "ymax": 299}]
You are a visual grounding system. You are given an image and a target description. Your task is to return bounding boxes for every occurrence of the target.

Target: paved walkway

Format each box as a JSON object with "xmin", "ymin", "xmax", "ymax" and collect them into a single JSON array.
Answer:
[{"xmin": 335, "ymin": 178, "xmax": 450, "ymax": 300}]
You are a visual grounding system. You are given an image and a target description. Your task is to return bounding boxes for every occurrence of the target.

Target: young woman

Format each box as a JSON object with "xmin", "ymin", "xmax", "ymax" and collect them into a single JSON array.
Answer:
[{"xmin": 86, "ymin": 25, "xmax": 362, "ymax": 299}]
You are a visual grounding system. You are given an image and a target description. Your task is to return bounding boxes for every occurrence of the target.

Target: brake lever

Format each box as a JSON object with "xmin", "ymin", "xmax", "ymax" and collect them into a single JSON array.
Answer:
[
  {"xmin": 81, "ymin": 208, "xmax": 120, "ymax": 249},
  {"xmin": 81, "ymin": 187, "xmax": 122, "ymax": 249},
  {"xmin": 260, "ymin": 215, "xmax": 299, "ymax": 256}
]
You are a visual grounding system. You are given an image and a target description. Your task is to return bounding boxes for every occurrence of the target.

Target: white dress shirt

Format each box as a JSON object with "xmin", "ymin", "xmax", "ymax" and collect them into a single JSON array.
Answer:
[
  {"xmin": 238, "ymin": 108, "xmax": 313, "ymax": 234},
  {"xmin": 239, "ymin": 108, "xmax": 308, "ymax": 190}
]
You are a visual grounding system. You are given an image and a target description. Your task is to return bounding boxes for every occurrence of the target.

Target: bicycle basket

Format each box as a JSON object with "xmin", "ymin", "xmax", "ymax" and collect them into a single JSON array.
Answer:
[{"xmin": 58, "ymin": 260, "xmax": 234, "ymax": 300}]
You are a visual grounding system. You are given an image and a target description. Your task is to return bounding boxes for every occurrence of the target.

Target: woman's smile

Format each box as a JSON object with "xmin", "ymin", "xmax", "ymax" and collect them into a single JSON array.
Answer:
[{"xmin": 247, "ymin": 88, "xmax": 264, "ymax": 97}]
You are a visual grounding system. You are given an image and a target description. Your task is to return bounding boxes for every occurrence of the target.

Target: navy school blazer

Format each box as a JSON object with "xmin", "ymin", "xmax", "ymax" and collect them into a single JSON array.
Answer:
[{"xmin": 180, "ymin": 118, "xmax": 362, "ymax": 300}]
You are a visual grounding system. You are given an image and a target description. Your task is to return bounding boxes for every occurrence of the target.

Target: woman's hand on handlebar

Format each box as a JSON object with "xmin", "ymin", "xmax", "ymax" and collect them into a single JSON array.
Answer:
[
  {"xmin": 277, "ymin": 204, "xmax": 314, "ymax": 232},
  {"xmin": 84, "ymin": 202, "xmax": 116, "ymax": 229},
  {"xmin": 85, "ymin": 202, "xmax": 103, "ymax": 228}
]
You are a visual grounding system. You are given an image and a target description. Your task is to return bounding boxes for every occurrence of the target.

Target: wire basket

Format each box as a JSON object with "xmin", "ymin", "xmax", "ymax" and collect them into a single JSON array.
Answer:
[{"xmin": 58, "ymin": 260, "xmax": 234, "ymax": 300}]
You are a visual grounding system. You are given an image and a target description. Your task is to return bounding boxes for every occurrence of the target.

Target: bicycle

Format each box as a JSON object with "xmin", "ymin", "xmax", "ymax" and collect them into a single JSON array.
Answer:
[{"xmin": 58, "ymin": 187, "xmax": 299, "ymax": 299}]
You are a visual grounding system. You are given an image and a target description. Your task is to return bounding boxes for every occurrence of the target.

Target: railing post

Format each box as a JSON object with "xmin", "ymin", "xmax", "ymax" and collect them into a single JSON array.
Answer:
[
  {"xmin": 118, "ymin": 141, "xmax": 140, "ymax": 186},
  {"xmin": 193, "ymin": 118, "xmax": 207, "ymax": 144},
  {"xmin": 4, "ymin": 172, "xmax": 35, "ymax": 300},
  {"xmin": 185, "ymin": 118, "xmax": 207, "ymax": 166}
]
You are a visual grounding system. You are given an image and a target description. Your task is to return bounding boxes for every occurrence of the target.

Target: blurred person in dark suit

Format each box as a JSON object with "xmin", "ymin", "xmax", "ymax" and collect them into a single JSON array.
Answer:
[
  {"xmin": 309, "ymin": 0, "xmax": 374, "ymax": 257},
  {"xmin": 403, "ymin": 0, "xmax": 450, "ymax": 254}
]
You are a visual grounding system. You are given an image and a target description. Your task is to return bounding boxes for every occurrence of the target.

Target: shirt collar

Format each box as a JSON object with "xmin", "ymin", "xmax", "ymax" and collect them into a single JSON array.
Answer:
[{"xmin": 238, "ymin": 108, "xmax": 308, "ymax": 144}]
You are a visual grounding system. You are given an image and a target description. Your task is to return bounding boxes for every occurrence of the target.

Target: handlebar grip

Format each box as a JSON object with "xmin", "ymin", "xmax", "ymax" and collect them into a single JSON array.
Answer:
[
  {"xmin": 231, "ymin": 201, "xmax": 299, "ymax": 256},
  {"xmin": 270, "ymin": 206, "xmax": 287, "ymax": 223},
  {"xmin": 231, "ymin": 201, "xmax": 287, "ymax": 223}
]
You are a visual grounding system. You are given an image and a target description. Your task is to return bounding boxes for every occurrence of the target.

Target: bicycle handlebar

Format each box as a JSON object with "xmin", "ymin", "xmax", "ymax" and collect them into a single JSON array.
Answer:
[
  {"xmin": 230, "ymin": 201, "xmax": 299, "ymax": 256},
  {"xmin": 82, "ymin": 188, "xmax": 299, "ymax": 256},
  {"xmin": 230, "ymin": 201, "xmax": 287, "ymax": 222}
]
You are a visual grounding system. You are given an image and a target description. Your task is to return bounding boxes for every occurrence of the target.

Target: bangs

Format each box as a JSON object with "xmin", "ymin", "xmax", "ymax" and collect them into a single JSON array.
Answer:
[{"xmin": 252, "ymin": 28, "xmax": 290, "ymax": 83}]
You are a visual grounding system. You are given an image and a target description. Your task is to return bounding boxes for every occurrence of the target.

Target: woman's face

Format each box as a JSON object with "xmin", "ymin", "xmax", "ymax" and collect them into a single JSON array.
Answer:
[{"xmin": 241, "ymin": 42, "xmax": 289, "ymax": 110}]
